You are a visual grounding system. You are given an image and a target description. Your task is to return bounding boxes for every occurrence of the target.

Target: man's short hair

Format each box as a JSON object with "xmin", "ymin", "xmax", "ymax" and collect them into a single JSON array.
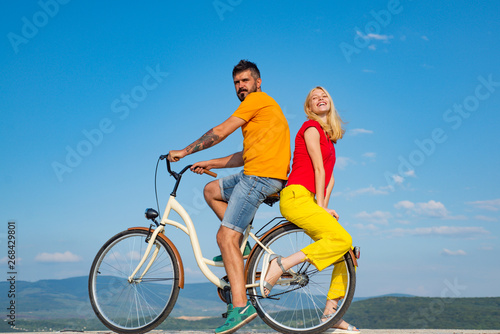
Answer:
[{"xmin": 233, "ymin": 60, "xmax": 260, "ymax": 79}]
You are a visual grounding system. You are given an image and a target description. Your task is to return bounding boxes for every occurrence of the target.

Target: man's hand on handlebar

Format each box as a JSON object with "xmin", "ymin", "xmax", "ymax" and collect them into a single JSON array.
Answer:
[
  {"xmin": 162, "ymin": 153, "xmax": 217, "ymax": 177},
  {"xmin": 190, "ymin": 160, "xmax": 213, "ymax": 175},
  {"xmin": 168, "ymin": 149, "xmax": 186, "ymax": 162}
]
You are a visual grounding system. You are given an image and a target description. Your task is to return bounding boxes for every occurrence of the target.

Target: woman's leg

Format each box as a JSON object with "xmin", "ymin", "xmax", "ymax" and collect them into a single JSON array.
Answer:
[
  {"xmin": 327, "ymin": 262, "xmax": 349, "ymax": 300},
  {"xmin": 280, "ymin": 185, "xmax": 352, "ymax": 272},
  {"xmin": 262, "ymin": 251, "xmax": 306, "ymax": 295},
  {"xmin": 323, "ymin": 298, "xmax": 359, "ymax": 331}
]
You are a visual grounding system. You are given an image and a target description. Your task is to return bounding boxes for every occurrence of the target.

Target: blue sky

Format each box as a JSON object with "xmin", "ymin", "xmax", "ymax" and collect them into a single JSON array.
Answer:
[{"xmin": 1, "ymin": 0, "xmax": 499, "ymax": 298}]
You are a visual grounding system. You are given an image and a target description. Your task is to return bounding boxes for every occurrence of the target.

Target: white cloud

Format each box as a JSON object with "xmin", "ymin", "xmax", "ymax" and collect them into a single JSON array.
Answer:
[
  {"xmin": 389, "ymin": 226, "xmax": 490, "ymax": 238},
  {"xmin": 422, "ymin": 35, "xmax": 429, "ymax": 41},
  {"xmin": 418, "ymin": 200, "xmax": 449, "ymax": 218},
  {"xmin": 353, "ymin": 223, "xmax": 379, "ymax": 231},
  {"xmin": 35, "ymin": 251, "xmax": 82, "ymax": 263},
  {"xmin": 356, "ymin": 31, "xmax": 393, "ymax": 42},
  {"xmin": 335, "ymin": 157, "xmax": 355, "ymax": 170},
  {"xmin": 442, "ymin": 214, "xmax": 468, "ymax": 221},
  {"xmin": 346, "ymin": 185, "xmax": 390, "ymax": 197},
  {"xmin": 466, "ymin": 199, "xmax": 500, "ymax": 211},
  {"xmin": 394, "ymin": 200, "xmax": 414, "ymax": 210},
  {"xmin": 404, "ymin": 169, "xmax": 416, "ymax": 177},
  {"xmin": 363, "ymin": 152, "xmax": 376, "ymax": 159},
  {"xmin": 349, "ymin": 128, "xmax": 373, "ymax": 136},
  {"xmin": 355, "ymin": 211, "xmax": 392, "ymax": 225},
  {"xmin": 387, "ymin": 170, "xmax": 416, "ymax": 187},
  {"xmin": 362, "ymin": 69, "xmax": 376, "ymax": 73},
  {"xmin": 392, "ymin": 174, "xmax": 404, "ymax": 185},
  {"xmin": 127, "ymin": 251, "xmax": 142, "ymax": 261},
  {"xmin": 395, "ymin": 200, "xmax": 449, "ymax": 218},
  {"xmin": 441, "ymin": 249, "xmax": 466, "ymax": 256},
  {"xmin": 474, "ymin": 215, "xmax": 498, "ymax": 222},
  {"xmin": 367, "ymin": 33, "xmax": 393, "ymax": 41}
]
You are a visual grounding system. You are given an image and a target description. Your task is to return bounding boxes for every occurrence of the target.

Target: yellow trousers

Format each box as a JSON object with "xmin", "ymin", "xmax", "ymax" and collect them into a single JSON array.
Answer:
[{"xmin": 280, "ymin": 184, "xmax": 353, "ymax": 300}]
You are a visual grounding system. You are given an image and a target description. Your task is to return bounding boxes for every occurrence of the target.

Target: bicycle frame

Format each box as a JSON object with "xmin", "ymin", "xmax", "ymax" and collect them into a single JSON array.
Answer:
[
  {"xmin": 128, "ymin": 192, "xmax": 277, "ymax": 291},
  {"xmin": 127, "ymin": 157, "xmax": 297, "ymax": 294}
]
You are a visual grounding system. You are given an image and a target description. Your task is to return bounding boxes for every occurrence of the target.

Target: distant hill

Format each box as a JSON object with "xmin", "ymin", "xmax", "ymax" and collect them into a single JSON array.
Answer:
[
  {"xmin": 1, "ymin": 277, "xmax": 499, "ymax": 332},
  {"xmin": 0, "ymin": 276, "xmax": 411, "ymax": 320},
  {"xmin": 0, "ymin": 277, "xmax": 228, "ymax": 320},
  {"xmin": 344, "ymin": 296, "xmax": 500, "ymax": 330}
]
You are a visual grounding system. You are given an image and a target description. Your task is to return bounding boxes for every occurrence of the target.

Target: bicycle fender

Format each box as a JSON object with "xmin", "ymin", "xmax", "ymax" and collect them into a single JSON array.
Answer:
[
  {"xmin": 128, "ymin": 227, "xmax": 185, "ymax": 289},
  {"xmin": 349, "ymin": 249, "xmax": 358, "ymax": 267}
]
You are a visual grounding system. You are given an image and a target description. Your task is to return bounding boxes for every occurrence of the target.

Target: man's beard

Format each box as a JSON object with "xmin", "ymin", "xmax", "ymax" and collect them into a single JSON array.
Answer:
[{"xmin": 237, "ymin": 83, "xmax": 258, "ymax": 101}]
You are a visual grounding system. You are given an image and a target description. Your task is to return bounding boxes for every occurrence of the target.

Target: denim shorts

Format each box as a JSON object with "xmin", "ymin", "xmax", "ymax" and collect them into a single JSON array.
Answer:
[{"xmin": 219, "ymin": 170, "xmax": 285, "ymax": 233}]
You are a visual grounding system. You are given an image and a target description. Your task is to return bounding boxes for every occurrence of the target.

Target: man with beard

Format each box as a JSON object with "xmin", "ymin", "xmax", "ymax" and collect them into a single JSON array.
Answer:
[{"xmin": 168, "ymin": 59, "xmax": 290, "ymax": 333}]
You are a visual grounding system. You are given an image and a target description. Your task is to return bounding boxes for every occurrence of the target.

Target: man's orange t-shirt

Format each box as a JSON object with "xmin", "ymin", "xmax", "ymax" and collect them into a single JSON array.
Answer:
[{"xmin": 232, "ymin": 92, "xmax": 290, "ymax": 180}]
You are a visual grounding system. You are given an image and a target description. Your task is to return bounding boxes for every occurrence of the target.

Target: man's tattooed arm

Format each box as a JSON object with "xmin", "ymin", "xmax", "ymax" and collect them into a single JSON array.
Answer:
[{"xmin": 185, "ymin": 128, "xmax": 221, "ymax": 154}]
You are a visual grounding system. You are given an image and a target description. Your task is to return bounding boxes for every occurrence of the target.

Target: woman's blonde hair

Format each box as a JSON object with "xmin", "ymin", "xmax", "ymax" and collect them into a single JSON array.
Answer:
[{"xmin": 304, "ymin": 86, "xmax": 345, "ymax": 143}]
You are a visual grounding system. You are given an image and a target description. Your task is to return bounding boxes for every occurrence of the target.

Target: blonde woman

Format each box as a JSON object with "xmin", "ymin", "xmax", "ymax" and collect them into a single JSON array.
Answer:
[{"xmin": 262, "ymin": 86, "xmax": 358, "ymax": 333}]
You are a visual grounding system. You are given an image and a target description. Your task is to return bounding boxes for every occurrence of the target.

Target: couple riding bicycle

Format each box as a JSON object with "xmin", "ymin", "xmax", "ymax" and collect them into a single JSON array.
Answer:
[{"xmin": 167, "ymin": 59, "xmax": 358, "ymax": 334}]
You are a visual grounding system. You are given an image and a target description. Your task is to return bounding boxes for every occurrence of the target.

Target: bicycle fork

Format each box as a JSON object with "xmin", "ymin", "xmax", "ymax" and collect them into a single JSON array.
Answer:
[{"xmin": 127, "ymin": 225, "xmax": 165, "ymax": 283}]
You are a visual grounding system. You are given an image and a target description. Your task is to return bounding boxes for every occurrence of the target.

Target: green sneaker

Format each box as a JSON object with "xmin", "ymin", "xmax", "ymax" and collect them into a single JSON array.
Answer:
[
  {"xmin": 213, "ymin": 242, "xmax": 251, "ymax": 262},
  {"xmin": 215, "ymin": 301, "xmax": 257, "ymax": 334}
]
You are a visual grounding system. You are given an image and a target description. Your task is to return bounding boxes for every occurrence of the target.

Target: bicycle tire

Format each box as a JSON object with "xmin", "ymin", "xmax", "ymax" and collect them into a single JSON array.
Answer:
[
  {"xmin": 88, "ymin": 229, "xmax": 180, "ymax": 334},
  {"xmin": 246, "ymin": 222, "xmax": 356, "ymax": 334}
]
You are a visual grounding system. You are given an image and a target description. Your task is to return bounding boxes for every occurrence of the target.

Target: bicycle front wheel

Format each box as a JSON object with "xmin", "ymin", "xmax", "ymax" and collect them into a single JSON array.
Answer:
[
  {"xmin": 246, "ymin": 223, "xmax": 356, "ymax": 334},
  {"xmin": 88, "ymin": 229, "xmax": 180, "ymax": 334}
]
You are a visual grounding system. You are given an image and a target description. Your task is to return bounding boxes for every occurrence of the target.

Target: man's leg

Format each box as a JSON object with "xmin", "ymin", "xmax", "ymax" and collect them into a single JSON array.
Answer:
[
  {"xmin": 204, "ymin": 180, "xmax": 227, "ymax": 221},
  {"xmin": 217, "ymin": 226, "xmax": 247, "ymax": 307},
  {"xmin": 215, "ymin": 225, "xmax": 257, "ymax": 334}
]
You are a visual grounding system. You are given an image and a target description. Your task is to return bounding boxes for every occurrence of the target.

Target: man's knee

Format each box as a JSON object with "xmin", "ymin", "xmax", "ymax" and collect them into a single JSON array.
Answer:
[
  {"xmin": 216, "ymin": 228, "xmax": 224, "ymax": 247},
  {"xmin": 217, "ymin": 226, "xmax": 240, "ymax": 248},
  {"xmin": 204, "ymin": 180, "xmax": 220, "ymax": 202}
]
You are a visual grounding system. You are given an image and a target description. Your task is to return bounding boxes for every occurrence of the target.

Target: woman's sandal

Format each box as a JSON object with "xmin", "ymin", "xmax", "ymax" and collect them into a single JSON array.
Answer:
[
  {"xmin": 260, "ymin": 254, "xmax": 287, "ymax": 298},
  {"xmin": 321, "ymin": 309, "xmax": 360, "ymax": 333}
]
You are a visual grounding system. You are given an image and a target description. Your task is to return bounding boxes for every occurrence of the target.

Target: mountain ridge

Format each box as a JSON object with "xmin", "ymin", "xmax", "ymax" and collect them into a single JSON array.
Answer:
[{"xmin": 1, "ymin": 277, "xmax": 499, "ymax": 332}]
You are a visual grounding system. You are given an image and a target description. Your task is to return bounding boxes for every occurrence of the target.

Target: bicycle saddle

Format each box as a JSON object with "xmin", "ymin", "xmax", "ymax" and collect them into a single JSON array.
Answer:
[{"xmin": 263, "ymin": 193, "xmax": 280, "ymax": 207}]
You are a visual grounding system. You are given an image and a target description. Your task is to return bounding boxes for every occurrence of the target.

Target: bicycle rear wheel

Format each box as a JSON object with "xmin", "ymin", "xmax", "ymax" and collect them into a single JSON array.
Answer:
[
  {"xmin": 89, "ymin": 229, "xmax": 180, "ymax": 334},
  {"xmin": 246, "ymin": 222, "xmax": 356, "ymax": 334}
]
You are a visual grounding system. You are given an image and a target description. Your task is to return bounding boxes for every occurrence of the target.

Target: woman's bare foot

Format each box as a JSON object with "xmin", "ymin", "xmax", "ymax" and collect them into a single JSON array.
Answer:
[{"xmin": 332, "ymin": 319, "xmax": 359, "ymax": 331}]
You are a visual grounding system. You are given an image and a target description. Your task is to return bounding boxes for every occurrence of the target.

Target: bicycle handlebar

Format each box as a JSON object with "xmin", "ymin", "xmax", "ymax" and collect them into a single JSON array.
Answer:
[{"xmin": 160, "ymin": 154, "xmax": 217, "ymax": 178}]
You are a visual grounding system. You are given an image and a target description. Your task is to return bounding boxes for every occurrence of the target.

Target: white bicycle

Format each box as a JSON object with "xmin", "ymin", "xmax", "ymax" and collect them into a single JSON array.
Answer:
[{"xmin": 88, "ymin": 155, "xmax": 359, "ymax": 334}]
